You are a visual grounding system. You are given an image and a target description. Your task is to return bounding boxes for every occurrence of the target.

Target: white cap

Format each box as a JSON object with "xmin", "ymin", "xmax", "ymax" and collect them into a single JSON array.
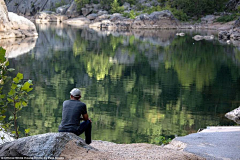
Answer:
[{"xmin": 70, "ymin": 88, "xmax": 81, "ymax": 98}]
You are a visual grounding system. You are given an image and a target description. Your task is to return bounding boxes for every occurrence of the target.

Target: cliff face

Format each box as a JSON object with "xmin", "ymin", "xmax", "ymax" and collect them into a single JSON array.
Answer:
[
  {"xmin": 0, "ymin": 0, "xmax": 10, "ymax": 32},
  {"xmin": 5, "ymin": 0, "xmax": 72, "ymax": 16},
  {"xmin": 0, "ymin": 0, "xmax": 38, "ymax": 39}
]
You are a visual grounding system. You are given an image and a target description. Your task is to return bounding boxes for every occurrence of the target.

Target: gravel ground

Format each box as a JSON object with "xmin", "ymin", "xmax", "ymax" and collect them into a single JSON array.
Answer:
[{"xmin": 60, "ymin": 140, "xmax": 205, "ymax": 160}]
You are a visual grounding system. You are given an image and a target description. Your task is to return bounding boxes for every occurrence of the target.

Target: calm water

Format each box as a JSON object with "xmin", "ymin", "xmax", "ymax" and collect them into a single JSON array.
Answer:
[{"xmin": 8, "ymin": 23, "xmax": 240, "ymax": 144}]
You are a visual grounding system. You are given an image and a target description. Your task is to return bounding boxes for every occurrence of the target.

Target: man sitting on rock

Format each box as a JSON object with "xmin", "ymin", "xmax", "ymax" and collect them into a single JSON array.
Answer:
[{"xmin": 59, "ymin": 88, "xmax": 92, "ymax": 144}]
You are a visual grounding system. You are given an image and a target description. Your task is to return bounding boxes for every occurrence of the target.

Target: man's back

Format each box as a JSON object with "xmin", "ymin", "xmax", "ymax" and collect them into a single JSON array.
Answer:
[{"xmin": 59, "ymin": 100, "xmax": 87, "ymax": 131}]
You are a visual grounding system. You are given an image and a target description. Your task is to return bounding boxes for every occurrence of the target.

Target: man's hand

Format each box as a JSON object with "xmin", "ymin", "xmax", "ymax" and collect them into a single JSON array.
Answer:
[{"xmin": 88, "ymin": 118, "xmax": 92, "ymax": 123}]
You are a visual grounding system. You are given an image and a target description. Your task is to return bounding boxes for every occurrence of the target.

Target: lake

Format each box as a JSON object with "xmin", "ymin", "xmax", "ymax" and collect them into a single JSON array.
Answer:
[{"xmin": 7, "ymin": 23, "xmax": 239, "ymax": 144}]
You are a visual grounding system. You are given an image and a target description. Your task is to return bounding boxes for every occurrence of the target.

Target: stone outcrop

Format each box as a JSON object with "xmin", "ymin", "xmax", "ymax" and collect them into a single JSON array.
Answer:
[
  {"xmin": 63, "ymin": 16, "xmax": 91, "ymax": 26},
  {"xmin": 0, "ymin": 132, "xmax": 96, "ymax": 157},
  {"xmin": 56, "ymin": 4, "xmax": 70, "ymax": 15},
  {"xmin": 74, "ymin": 10, "xmax": 179, "ymax": 30},
  {"xmin": 81, "ymin": 3, "xmax": 101, "ymax": 17},
  {"xmin": 6, "ymin": 0, "xmax": 72, "ymax": 16},
  {"xmin": 218, "ymin": 17, "xmax": 240, "ymax": 41},
  {"xmin": 225, "ymin": 106, "xmax": 240, "ymax": 124},
  {"xmin": 225, "ymin": 0, "xmax": 240, "ymax": 11},
  {"xmin": 132, "ymin": 10, "xmax": 179, "ymax": 29},
  {"xmin": 0, "ymin": 0, "xmax": 38, "ymax": 39},
  {"xmin": 65, "ymin": 1, "xmax": 79, "ymax": 18},
  {"xmin": 201, "ymin": 15, "xmax": 216, "ymax": 24},
  {"xmin": 35, "ymin": 11, "xmax": 68, "ymax": 23}
]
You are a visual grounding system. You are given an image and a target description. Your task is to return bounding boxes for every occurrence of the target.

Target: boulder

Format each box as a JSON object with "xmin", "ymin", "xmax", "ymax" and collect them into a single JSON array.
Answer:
[
  {"xmin": 94, "ymin": 14, "xmax": 111, "ymax": 22},
  {"xmin": 0, "ymin": 0, "xmax": 10, "ymax": 32},
  {"xmin": 63, "ymin": 16, "xmax": 91, "ymax": 26},
  {"xmin": 225, "ymin": 0, "xmax": 240, "ymax": 11},
  {"xmin": 0, "ymin": 0, "xmax": 38, "ymax": 39},
  {"xmin": 123, "ymin": 2, "xmax": 130, "ymax": 10},
  {"xmin": 218, "ymin": 30, "xmax": 232, "ymax": 40},
  {"xmin": 234, "ymin": 17, "xmax": 240, "ymax": 28},
  {"xmin": 87, "ymin": 13, "xmax": 98, "ymax": 20},
  {"xmin": 35, "ymin": 11, "xmax": 58, "ymax": 23},
  {"xmin": 65, "ymin": 1, "xmax": 79, "ymax": 18},
  {"xmin": 110, "ymin": 14, "xmax": 125, "ymax": 22},
  {"xmin": 82, "ymin": 7, "xmax": 93, "ymax": 16},
  {"xmin": 56, "ymin": 4, "xmax": 70, "ymax": 15},
  {"xmin": 201, "ymin": 15, "xmax": 216, "ymax": 24},
  {"xmin": 97, "ymin": 10, "xmax": 108, "ymax": 16},
  {"xmin": 225, "ymin": 106, "xmax": 240, "ymax": 124},
  {"xmin": 0, "ymin": 132, "xmax": 96, "ymax": 157},
  {"xmin": 89, "ymin": 22, "xmax": 102, "ymax": 28},
  {"xmin": 132, "ymin": 10, "xmax": 179, "ymax": 29}
]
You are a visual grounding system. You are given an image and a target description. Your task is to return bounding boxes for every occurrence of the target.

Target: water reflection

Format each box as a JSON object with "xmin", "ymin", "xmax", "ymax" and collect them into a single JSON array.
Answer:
[
  {"xmin": 8, "ymin": 23, "xmax": 240, "ymax": 144},
  {"xmin": 1, "ymin": 37, "xmax": 37, "ymax": 58}
]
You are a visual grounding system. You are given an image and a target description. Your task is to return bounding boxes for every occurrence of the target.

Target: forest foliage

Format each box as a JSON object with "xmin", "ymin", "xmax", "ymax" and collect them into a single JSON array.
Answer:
[{"xmin": 0, "ymin": 47, "xmax": 33, "ymax": 139}]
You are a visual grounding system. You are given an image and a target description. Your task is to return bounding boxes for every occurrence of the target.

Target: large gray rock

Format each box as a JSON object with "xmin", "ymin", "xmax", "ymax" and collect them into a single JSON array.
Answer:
[
  {"xmin": 123, "ymin": 2, "xmax": 130, "ymax": 10},
  {"xmin": 234, "ymin": 17, "xmax": 240, "ymax": 28},
  {"xmin": 225, "ymin": 0, "xmax": 240, "ymax": 11},
  {"xmin": 225, "ymin": 106, "xmax": 240, "ymax": 124},
  {"xmin": 0, "ymin": 0, "xmax": 38, "ymax": 39},
  {"xmin": 0, "ymin": 132, "xmax": 96, "ymax": 157},
  {"xmin": 132, "ymin": 10, "xmax": 179, "ymax": 29},
  {"xmin": 201, "ymin": 15, "xmax": 216, "ymax": 24},
  {"xmin": 87, "ymin": 13, "xmax": 98, "ymax": 20},
  {"xmin": 65, "ymin": 1, "xmax": 79, "ymax": 18},
  {"xmin": 35, "ymin": 11, "xmax": 65, "ymax": 23},
  {"xmin": 56, "ymin": 4, "xmax": 70, "ymax": 15},
  {"xmin": 97, "ymin": 10, "xmax": 108, "ymax": 16},
  {"xmin": 218, "ymin": 30, "xmax": 232, "ymax": 40},
  {"xmin": 0, "ymin": 0, "xmax": 10, "ymax": 32},
  {"xmin": 63, "ymin": 16, "xmax": 91, "ymax": 26},
  {"xmin": 82, "ymin": 7, "xmax": 93, "ymax": 16},
  {"xmin": 94, "ymin": 14, "xmax": 111, "ymax": 22}
]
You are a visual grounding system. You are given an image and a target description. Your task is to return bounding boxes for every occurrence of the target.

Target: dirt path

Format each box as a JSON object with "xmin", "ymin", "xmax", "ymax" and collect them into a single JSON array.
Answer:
[{"xmin": 60, "ymin": 140, "xmax": 205, "ymax": 160}]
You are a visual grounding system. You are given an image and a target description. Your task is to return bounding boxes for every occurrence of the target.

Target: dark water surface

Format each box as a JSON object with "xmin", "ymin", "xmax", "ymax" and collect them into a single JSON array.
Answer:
[{"xmin": 8, "ymin": 23, "xmax": 240, "ymax": 144}]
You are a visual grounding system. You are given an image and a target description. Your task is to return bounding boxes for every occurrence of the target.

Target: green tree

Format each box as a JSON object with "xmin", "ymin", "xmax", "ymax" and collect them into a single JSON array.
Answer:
[
  {"xmin": 0, "ymin": 47, "xmax": 33, "ymax": 139},
  {"xmin": 111, "ymin": 0, "xmax": 124, "ymax": 13}
]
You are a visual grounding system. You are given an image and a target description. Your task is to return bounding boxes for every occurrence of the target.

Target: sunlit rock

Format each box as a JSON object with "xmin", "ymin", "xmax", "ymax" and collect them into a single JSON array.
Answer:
[
  {"xmin": 132, "ymin": 10, "xmax": 179, "ymax": 29},
  {"xmin": 225, "ymin": 106, "xmax": 240, "ymax": 124},
  {"xmin": 0, "ymin": 0, "xmax": 38, "ymax": 39},
  {"xmin": 65, "ymin": 1, "xmax": 79, "ymax": 18},
  {"xmin": 63, "ymin": 16, "xmax": 91, "ymax": 26},
  {"xmin": 56, "ymin": 4, "xmax": 70, "ymax": 15},
  {"xmin": 0, "ymin": 132, "xmax": 96, "ymax": 157},
  {"xmin": 6, "ymin": 0, "xmax": 72, "ymax": 16}
]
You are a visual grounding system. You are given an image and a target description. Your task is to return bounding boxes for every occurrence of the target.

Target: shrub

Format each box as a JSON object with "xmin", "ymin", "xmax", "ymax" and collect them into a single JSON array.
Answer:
[
  {"xmin": 216, "ymin": 14, "xmax": 239, "ymax": 23},
  {"xmin": 153, "ymin": 136, "xmax": 172, "ymax": 145},
  {"xmin": 55, "ymin": 0, "xmax": 66, "ymax": 8},
  {"xmin": 122, "ymin": 10, "xmax": 140, "ymax": 19},
  {"xmin": 142, "ymin": 5, "xmax": 188, "ymax": 21},
  {"xmin": 111, "ymin": 0, "xmax": 124, "ymax": 14}
]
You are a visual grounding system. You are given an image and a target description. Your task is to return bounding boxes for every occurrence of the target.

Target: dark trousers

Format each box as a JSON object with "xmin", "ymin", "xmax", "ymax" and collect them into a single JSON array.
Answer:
[{"xmin": 59, "ymin": 120, "xmax": 92, "ymax": 144}]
